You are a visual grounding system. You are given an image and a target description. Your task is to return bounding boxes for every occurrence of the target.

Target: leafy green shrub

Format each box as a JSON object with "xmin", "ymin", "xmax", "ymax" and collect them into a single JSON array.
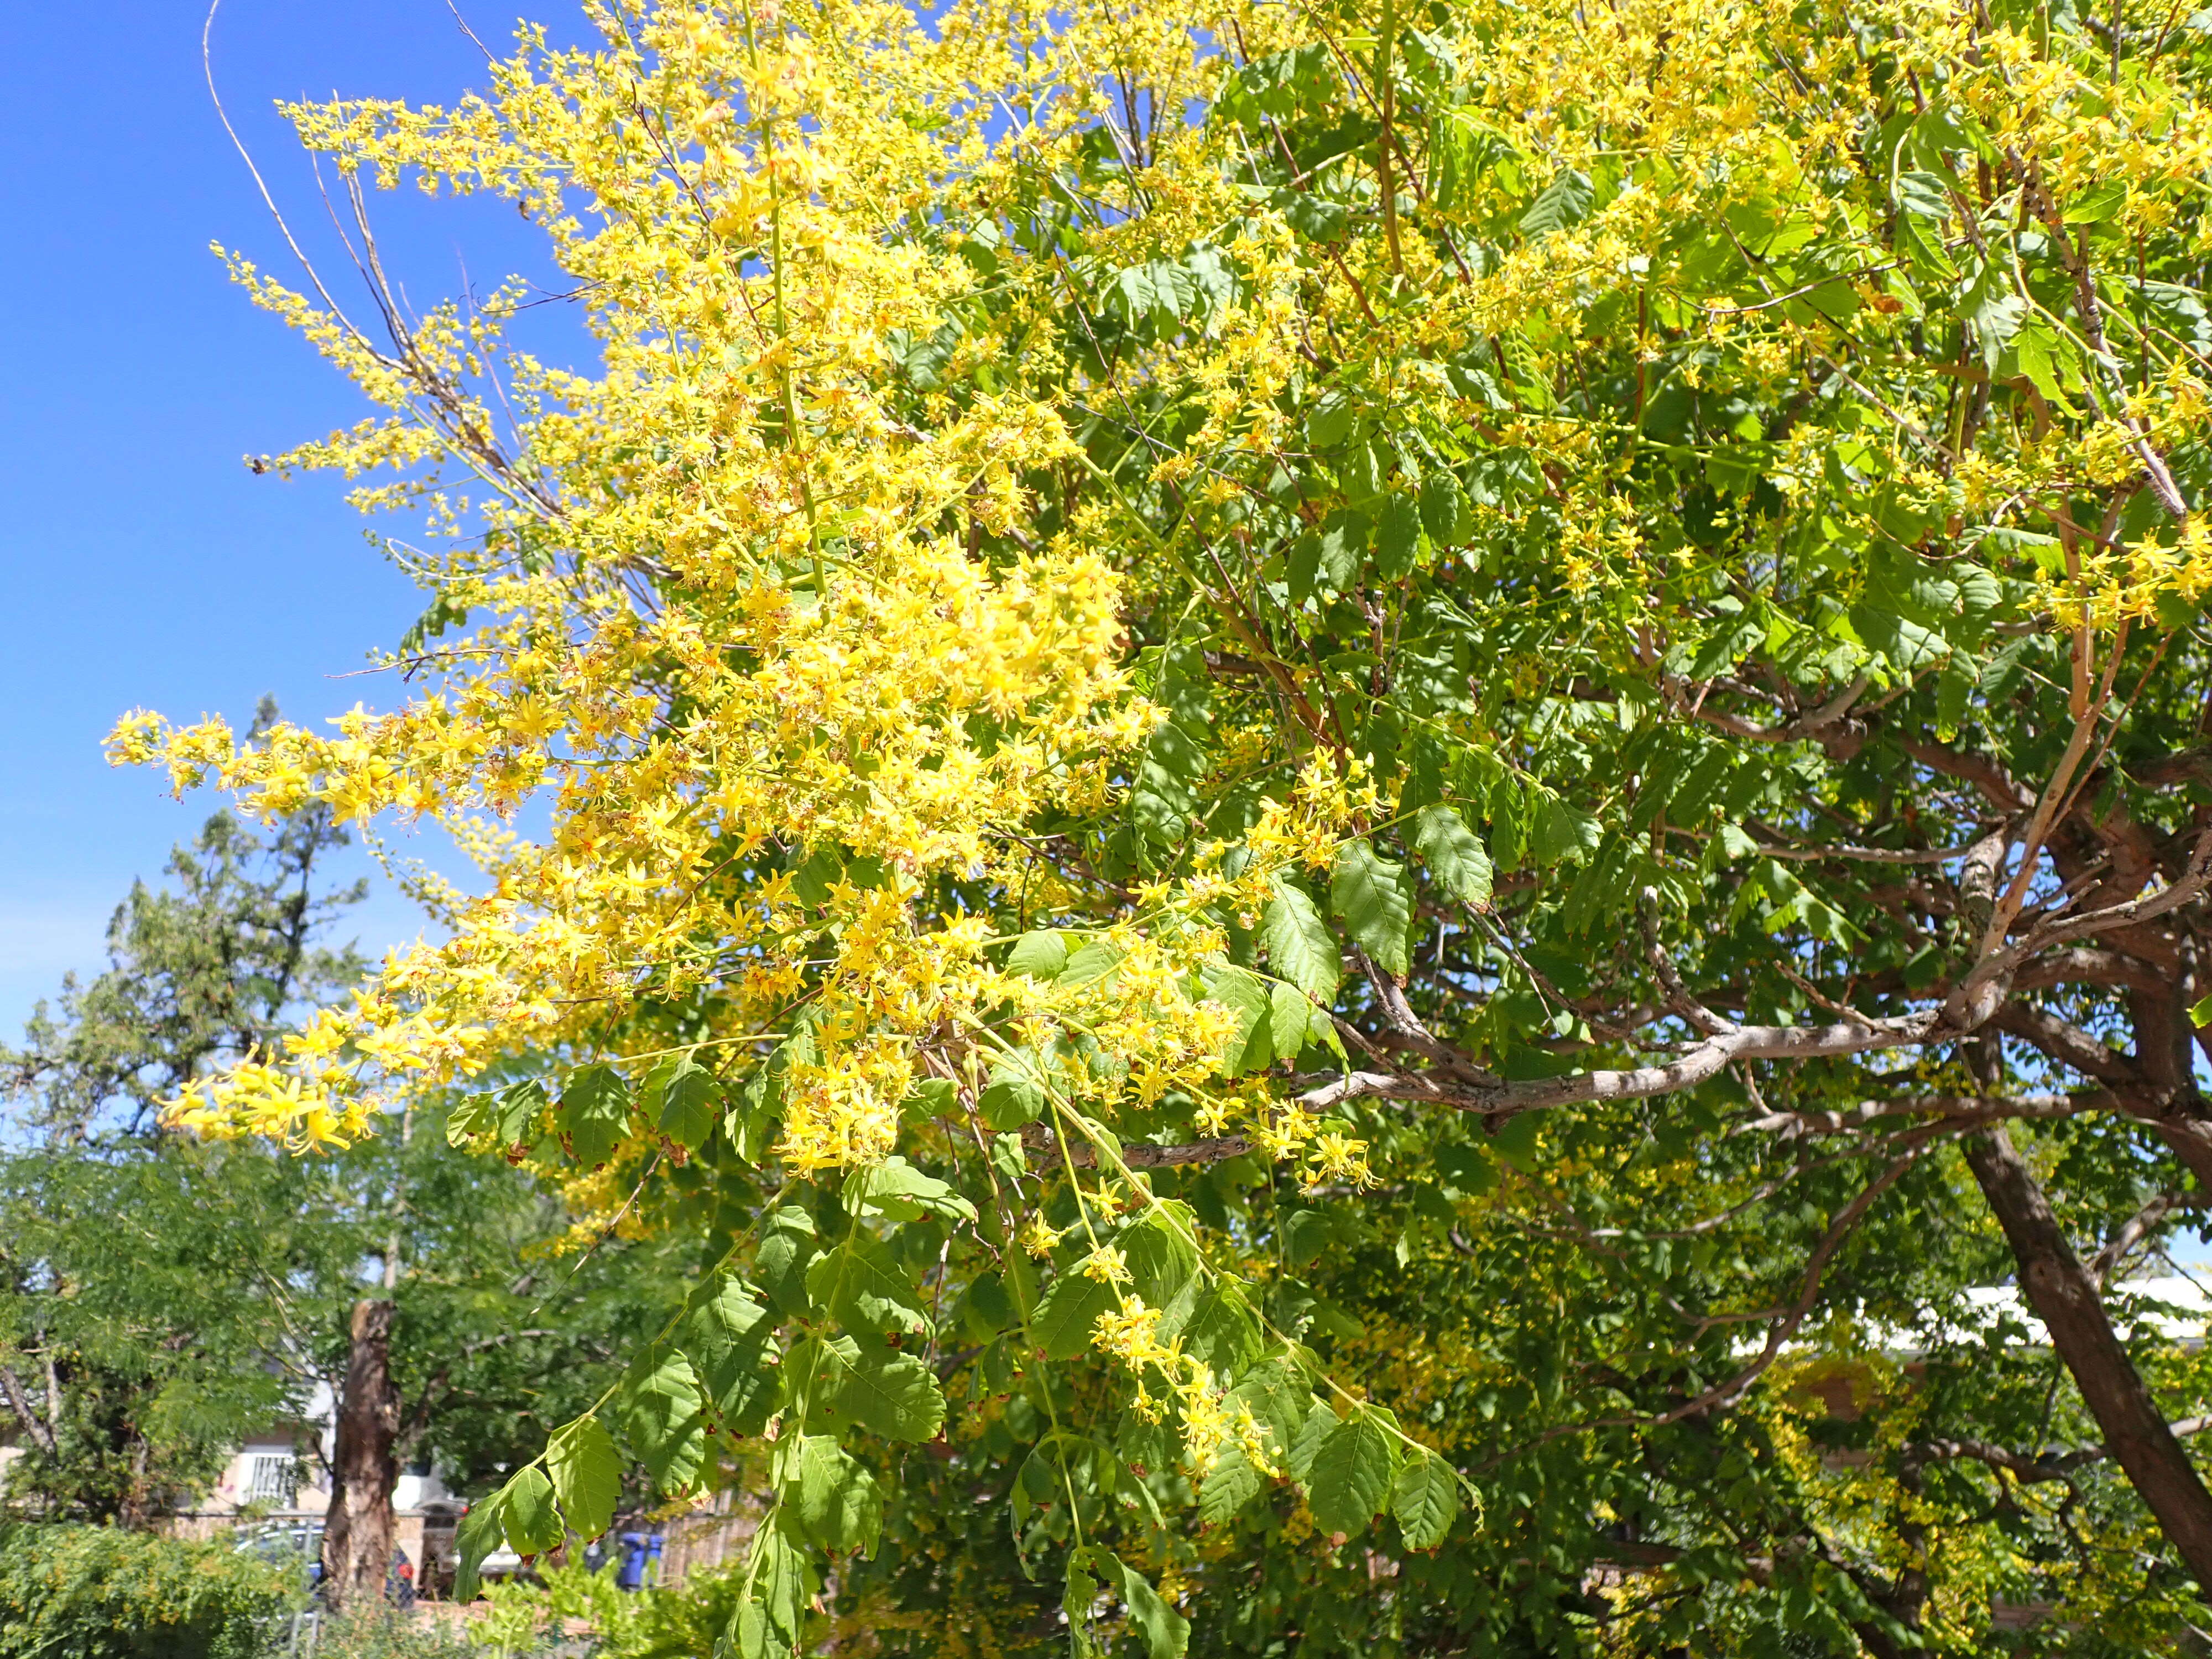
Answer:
[
  {"xmin": 0, "ymin": 1522, "xmax": 290, "ymax": 1658},
  {"xmin": 312, "ymin": 1607, "xmax": 476, "ymax": 1659}
]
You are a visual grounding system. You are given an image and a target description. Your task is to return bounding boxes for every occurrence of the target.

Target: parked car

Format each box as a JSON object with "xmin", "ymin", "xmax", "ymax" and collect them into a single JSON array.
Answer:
[{"xmin": 232, "ymin": 1521, "xmax": 325, "ymax": 1594}]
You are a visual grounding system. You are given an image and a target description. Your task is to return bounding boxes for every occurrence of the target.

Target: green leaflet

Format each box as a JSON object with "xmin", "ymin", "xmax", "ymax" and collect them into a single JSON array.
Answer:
[
  {"xmin": 500, "ymin": 1465, "xmax": 562, "ymax": 1556},
  {"xmin": 682, "ymin": 1275, "xmax": 781, "ymax": 1437},
  {"xmin": 1199, "ymin": 1446, "xmax": 1266, "ymax": 1524},
  {"xmin": 1230, "ymin": 1356, "xmax": 1312, "ymax": 1459},
  {"xmin": 793, "ymin": 1433, "xmax": 883, "ymax": 1556},
  {"xmin": 1411, "ymin": 804, "xmax": 1493, "ymax": 907},
  {"xmin": 1201, "ymin": 963, "xmax": 1275, "ymax": 1074},
  {"xmin": 1282, "ymin": 1207, "xmax": 1333, "ymax": 1269},
  {"xmin": 1420, "ymin": 468, "xmax": 1471, "ymax": 544},
  {"xmin": 1269, "ymin": 979, "xmax": 1313, "ymax": 1059},
  {"xmin": 844, "ymin": 1156, "xmax": 977, "ymax": 1224},
  {"xmin": 1120, "ymin": 1204, "xmax": 1200, "ymax": 1307},
  {"xmin": 807, "ymin": 1333, "xmax": 945, "ymax": 1441},
  {"xmin": 559, "ymin": 1064, "xmax": 632, "ymax": 1168},
  {"xmin": 1059, "ymin": 937, "xmax": 1126, "ymax": 988},
  {"xmin": 449, "ymin": 1078, "xmax": 545, "ymax": 1149},
  {"xmin": 1374, "ymin": 491, "xmax": 1425, "ymax": 581},
  {"xmin": 1392, "ymin": 1448, "xmax": 1463, "ymax": 1550},
  {"xmin": 961, "ymin": 1270, "xmax": 1016, "ymax": 1338},
  {"xmin": 1519, "ymin": 166, "xmax": 1593, "ymax": 236},
  {"xmin": 546, "ymin": 1416, "xmax": 621, "ymax": 1540},
  {"xmin": 624, "ymin": 1347, "xmax": 707, "ymax": 1493},
  {"xmin": 1331, "ymin": 839, "xmax": 1414, "ymax": 978},
  {"xmin": 1132, "ymin": 639, "xmax": 1212, "ymax": 848},
  {"xmin": 655, "ymin": 1055, "xmax": 721, "ymax": 1151},
  {"xmin": 1183, "ymin": 1279, "xmax": 1264, "ymax": 1375},
  {"xmin": 755, "ymin": 1206, "xmax": 819, "ymax": 1318},
  {"xmin": 1031, "ymin": 1267, "xmax": 1118, "ymax": 1361},
  {"xmin": 1306, "ymin": 1407, "xmax": 1399, "ymax": 1538},
  {"xmin": 452, "ymin": 1490, "xmax": 508, "ymax": 1603},
  {"xmin": 808, "ymin": 1235, "xmax": 931, "ymax": 1337},
  {"xmin": 1079, "ymin": 1546, "xmax": 1191, "ymax": 1659},
  {"xmin": 728, "ymin": 1597, "xmax": 784, "ymax": 1659},
  {"xmin": 1005, "ymin": 929, "xmax": 1070, "ymax": 979},
  {"xmin": 1262, "ymin": 875, "xmax": 1342, "ymax": 1003},
  {"xmin": 756, "ymin": 1520, "xmax": 816, "ymax": 1644},
  {"xmin": 1287, "ymin": 1399, "xmax": 1339, "ymax": 1483}
]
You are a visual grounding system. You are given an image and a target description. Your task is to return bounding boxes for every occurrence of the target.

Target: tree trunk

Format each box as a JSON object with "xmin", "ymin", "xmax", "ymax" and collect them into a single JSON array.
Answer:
[
  {"xmin": 1964, "ymin": 1125, "xmax": 2212, "ymax": 1594},
  {"xmin": 321, "ymin": 1299, "xmax": 401, "ymax": 1614}
]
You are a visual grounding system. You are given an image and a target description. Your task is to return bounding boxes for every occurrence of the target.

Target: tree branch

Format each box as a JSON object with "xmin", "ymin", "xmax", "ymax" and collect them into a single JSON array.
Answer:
[
  {"xmin": 2090, "ymin": 1191, "xmax": 2203, "ymax": 1288},
  {"xmin": 0, "ymin": 1360, "xmax": 59, "ymax": 1458},
  {"xmin": 1018, "ymin": 1125, "xmax": 1253, "ymax": 1169}
]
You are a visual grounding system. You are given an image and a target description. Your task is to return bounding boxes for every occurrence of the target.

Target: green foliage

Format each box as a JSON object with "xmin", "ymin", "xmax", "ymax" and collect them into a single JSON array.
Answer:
[{"xmin": 0, "ymin": 1523, "xmax": 288, "ymax": 1659}]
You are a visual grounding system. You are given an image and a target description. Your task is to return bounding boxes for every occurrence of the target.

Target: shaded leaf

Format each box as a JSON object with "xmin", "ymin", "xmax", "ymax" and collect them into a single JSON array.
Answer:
[
  {"xmin": 500, "ymin": 1465, "xmax": 563, "ymax": 1556},
  {"xmin": 795, "ymin": 1433, "xmax": 883, "ymax": 1555},
  {"xmin": 1032, "ymin": 1269, "xmax": 1118, "ymax": 1360}
]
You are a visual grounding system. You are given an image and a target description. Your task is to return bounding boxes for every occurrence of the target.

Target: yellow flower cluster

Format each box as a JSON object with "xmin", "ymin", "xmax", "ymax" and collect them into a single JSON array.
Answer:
[{"xmin": 1089, "ymin": 1295, "xmax": 1277, "ymax": 1477}]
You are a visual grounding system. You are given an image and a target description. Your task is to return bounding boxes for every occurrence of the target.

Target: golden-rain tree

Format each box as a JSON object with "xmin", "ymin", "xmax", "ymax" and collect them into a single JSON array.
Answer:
[{"xmin": 121, "ymin": 0, "xmax": 2212, "ymax": 1647}]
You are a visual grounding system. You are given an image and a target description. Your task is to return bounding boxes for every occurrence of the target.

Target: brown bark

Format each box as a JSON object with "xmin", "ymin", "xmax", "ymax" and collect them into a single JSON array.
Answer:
[
  {"xmin": 1963, "ymin": 1125, "xmax": 2212, "ymax": 1594},
  {"xmin": 0, "ymin": 1361, "xmax": 58, "ymax": 1457},
  {"xmin": 321, "ymin": 1298, "xmax": 401, "ymax": 1614}
]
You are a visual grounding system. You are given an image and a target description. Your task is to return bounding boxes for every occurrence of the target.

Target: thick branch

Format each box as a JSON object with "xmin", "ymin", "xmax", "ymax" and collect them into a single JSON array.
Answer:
[
  {"xmin": 0, "ymin": 1361, "xmax": 59, "ymax": 1458},
  {"xmin": 1470, "ymin": 1010, "xmax": 1946, "ymax": 1118},
  {"xmin": 1995, "ymin": 1003, "xmax": 2146, "ymax": 1086},
  {"xmin": 1964, "ymin": 1125, "xmax": 2212, "ymax": 1594},
  {"xmin": 1899, "ymin": 738, "xmax": 2034, "ymax": 812},
  {"xmin": 1906, "ymin": 1417, "xmax": 2212, "ymax": 1484}
]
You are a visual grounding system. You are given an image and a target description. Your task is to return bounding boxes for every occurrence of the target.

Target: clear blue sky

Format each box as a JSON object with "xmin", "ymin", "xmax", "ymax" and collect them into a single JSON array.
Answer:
[{"xmin": 0, "ymin": 2, "xmax": 587, "ymax": 1032}]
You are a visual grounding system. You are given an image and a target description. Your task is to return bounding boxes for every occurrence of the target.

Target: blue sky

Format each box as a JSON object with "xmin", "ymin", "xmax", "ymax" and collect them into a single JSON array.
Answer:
[{"xmin": 0, "ymin": 2, "xmax": 588, "ymax": 1032}]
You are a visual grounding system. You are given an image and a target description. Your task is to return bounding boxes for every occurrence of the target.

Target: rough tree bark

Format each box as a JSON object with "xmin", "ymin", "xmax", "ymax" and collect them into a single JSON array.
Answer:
[
  {"xmin": 321, "ymin": 1298, "xmax": 401, "ymax": 1613},
  {"xmin": 1964, "ymin": 1124, "xmax": 2212, "ymax": 1596}
]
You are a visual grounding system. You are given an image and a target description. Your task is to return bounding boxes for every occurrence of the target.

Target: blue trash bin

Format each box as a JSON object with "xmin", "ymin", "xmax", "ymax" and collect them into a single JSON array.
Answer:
[{"xmin": 615, "ymin": 1531, "xmax": 665, "ymax": 1590}]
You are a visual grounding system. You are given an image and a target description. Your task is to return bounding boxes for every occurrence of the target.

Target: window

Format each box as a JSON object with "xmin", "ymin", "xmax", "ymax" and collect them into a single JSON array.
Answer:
[{"xmin": 246, "ymin": 1454, "xmax": 297, "ymax": 1507}]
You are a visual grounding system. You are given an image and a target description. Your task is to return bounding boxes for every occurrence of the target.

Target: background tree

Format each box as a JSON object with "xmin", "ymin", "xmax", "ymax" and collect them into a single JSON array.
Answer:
[
  {"xmin": 117, "ymin": 0, "xmax": 2212, "ymax": 1650},
  {"xmin": 0, "ymin": 804, "xmax": 690, "ymax": 1600}
]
